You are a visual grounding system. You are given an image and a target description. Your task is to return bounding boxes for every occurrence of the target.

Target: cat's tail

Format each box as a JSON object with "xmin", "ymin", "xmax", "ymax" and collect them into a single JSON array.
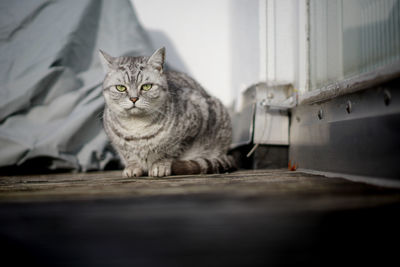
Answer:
[{"xmin": 171, "ymin": 155, "xmax": 237, "ymax": 175}]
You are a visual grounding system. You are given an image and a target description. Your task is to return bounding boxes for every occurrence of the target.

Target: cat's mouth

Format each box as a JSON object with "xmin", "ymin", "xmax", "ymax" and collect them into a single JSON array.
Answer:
[
  {"xmin": 126, "ymin": 104, "xmax": 144, "ymax": 114},
  {"xmin": 127, "ymin": 103, "xmax": 137, "ymax": 110}
]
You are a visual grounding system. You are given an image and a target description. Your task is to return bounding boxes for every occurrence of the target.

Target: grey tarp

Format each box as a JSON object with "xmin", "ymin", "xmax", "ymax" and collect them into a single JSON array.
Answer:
[{"xmin": 0, "ymin": 0, "xmax": 153, "ymax": 172}]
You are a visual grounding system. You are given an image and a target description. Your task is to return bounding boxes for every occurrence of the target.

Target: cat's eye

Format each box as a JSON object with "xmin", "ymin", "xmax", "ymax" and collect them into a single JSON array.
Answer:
[
  {"xmin": 141, "ymin": 84, "xmax": 152, "ymax": 91},
  {"xmin": 115, "ymin": 85, "xmax": 127, "ymax": 92}
]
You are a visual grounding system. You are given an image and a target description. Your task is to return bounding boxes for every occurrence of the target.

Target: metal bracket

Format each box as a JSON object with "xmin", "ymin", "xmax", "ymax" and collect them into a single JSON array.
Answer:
[{"xmin": 231, "ymin": 82, "xmax": 294, "ymax": 149}]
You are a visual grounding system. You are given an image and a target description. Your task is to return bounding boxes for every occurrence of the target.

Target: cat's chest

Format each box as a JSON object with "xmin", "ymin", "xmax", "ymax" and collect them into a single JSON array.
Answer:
[
  {"xmin": 121, "ymin": 117, "xmax": 155, "ymax": 133},
  {"xmin": 121, "ymin": 123, "xmax": 167, "ymax": 143},
  {"xmin": 110, "ymin": 117, "xmax": 171, "ymax": 149}
]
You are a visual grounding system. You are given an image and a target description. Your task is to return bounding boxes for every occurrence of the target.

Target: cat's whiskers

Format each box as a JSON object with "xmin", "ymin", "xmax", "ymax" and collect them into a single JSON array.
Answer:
[{"xmin": 139, "ymin": 102, "xmax": 168, "ymax": 118}]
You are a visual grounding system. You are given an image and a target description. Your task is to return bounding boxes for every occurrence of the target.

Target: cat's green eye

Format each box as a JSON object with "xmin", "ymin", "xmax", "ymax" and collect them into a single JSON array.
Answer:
[
  {"xmin": 141, "ymin": 84, "xmax": 152, "ymax": 91},
  {"xmin": 115, "ymin": 85, "xmax": 127, "ymax": 92}
]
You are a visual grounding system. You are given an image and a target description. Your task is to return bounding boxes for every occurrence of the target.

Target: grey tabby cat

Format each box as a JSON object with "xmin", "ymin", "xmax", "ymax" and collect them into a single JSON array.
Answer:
[{"xmin": 99, "ymin": 47, "xmax": 236, "ymax": 177}]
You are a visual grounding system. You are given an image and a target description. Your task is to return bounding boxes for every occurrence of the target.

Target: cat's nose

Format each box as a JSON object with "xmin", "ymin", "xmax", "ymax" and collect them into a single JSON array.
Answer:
[{"xmin": 130, "ymin": 97, "xmax": 139, "ymax": 103}]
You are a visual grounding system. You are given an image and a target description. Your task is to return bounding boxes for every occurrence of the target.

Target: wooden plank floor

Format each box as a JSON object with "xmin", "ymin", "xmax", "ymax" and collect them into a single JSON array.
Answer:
[{"xmin": 1, "ymin": 169, "xmax": 400, "ymax": 266}]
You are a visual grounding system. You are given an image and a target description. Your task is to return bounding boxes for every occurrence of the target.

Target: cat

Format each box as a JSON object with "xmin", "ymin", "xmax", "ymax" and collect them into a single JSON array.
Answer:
[{"xmin": 99, "ymin": 47, "xmax": 236, "ymax": 177}]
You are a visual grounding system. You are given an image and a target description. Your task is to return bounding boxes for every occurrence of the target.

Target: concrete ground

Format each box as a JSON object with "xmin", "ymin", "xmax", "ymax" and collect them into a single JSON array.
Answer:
[{"xmin": 1, "ymin": 169, "xmax": 399, "ymax": 266}]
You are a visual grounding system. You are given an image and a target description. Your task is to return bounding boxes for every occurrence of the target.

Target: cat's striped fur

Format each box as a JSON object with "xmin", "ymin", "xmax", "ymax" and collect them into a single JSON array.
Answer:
[{"xmin": 100, "ymin": 47, "xmax": 236, "ymax": 177}]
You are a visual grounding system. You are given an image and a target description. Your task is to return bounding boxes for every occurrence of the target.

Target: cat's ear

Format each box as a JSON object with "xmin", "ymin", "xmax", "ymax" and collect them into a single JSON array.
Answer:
[
  {"xmin": 148, "ymin": 47, "xmax": 165, "ymax": 72},
  {"xmin": 99, "ymin": 49, "xmax": 115, "ymax": 72}
]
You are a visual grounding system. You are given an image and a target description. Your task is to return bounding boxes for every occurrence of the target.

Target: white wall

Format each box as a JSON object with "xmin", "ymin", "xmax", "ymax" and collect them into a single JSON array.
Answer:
[
  {"xmin": 229, "ymin": 0, "xmax": 261, "ymax": 101},
  {"xmin": 131, "ymin": 0, "xmax": 261, "ymax": 106}
]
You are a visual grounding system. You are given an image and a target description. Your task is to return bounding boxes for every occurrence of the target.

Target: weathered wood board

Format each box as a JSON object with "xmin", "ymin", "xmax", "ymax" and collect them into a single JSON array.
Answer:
[{"xmin": 1, "ymin": 169, "xmax": 399, "ymax": 266}]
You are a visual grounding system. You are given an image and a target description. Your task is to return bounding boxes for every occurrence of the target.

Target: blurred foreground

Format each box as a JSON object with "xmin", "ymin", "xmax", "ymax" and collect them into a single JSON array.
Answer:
[{"xmin": 1, "ymin": 169, "xmax": 399, "ymax": 266}]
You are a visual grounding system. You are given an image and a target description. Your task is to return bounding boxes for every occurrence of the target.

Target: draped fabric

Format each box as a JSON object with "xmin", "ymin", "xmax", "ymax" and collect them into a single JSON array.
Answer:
[{"xmin": 0, "ymin": 0, "xmax": 153, "ymax": 173}]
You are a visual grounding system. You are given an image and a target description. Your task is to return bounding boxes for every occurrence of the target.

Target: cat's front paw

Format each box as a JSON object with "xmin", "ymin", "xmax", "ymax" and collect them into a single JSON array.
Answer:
[
  {"xmin": 149, "ymin": 161, "xmax": 172, "ymax": 177},
  {"xmin": 122, "ymin": 166, "xmax": 143, "ymax": 178}
]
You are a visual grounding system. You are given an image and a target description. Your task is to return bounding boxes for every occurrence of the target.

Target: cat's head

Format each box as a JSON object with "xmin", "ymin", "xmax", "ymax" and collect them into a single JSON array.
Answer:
[{"xmin": 99, "ymin": 47, "xmax": 168, "ymax": 117}]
